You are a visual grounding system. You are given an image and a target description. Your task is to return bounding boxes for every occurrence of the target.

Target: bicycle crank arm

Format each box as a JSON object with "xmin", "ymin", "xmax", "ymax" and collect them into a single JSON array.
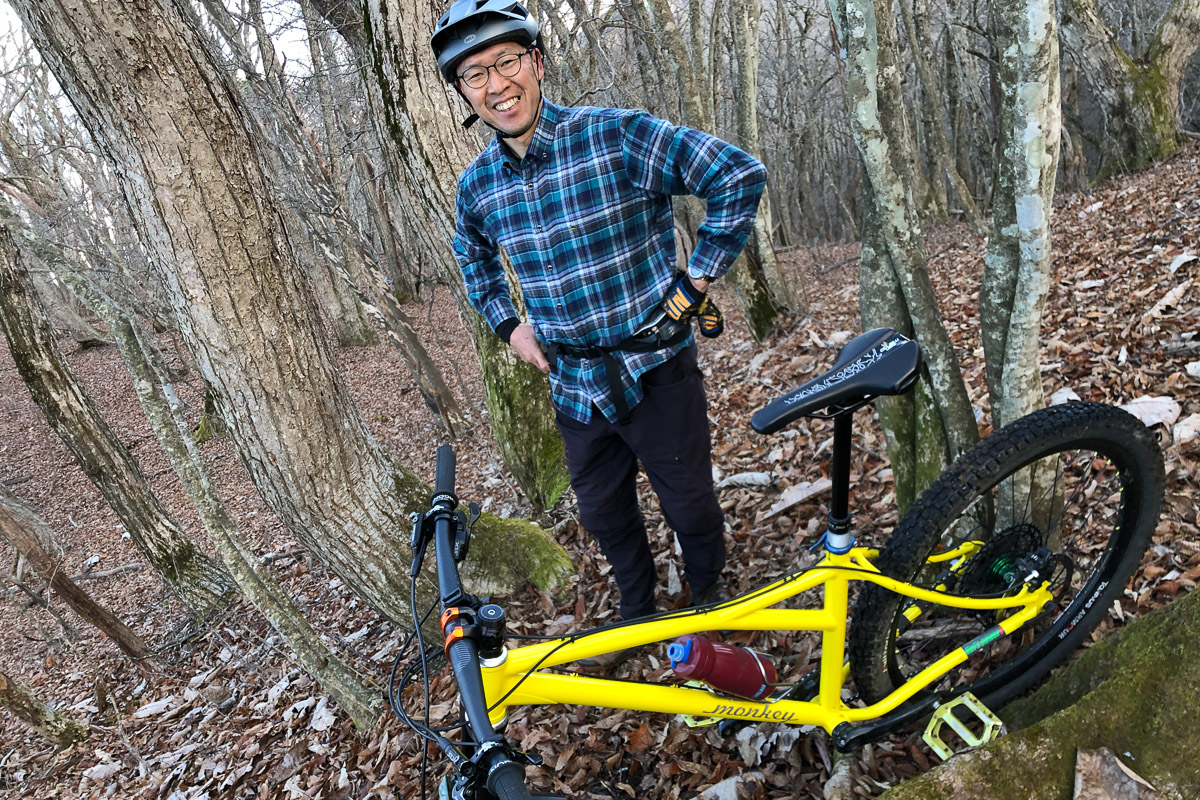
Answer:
[{"xmin": 831, "ymin": 692, "xmax": 953, "ymax": 751}]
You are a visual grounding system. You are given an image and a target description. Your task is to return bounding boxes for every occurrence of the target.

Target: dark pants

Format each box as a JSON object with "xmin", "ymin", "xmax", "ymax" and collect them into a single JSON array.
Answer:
[{"xmin": 556, "ymin": 345, "xmax": 726, "ymax": 619}]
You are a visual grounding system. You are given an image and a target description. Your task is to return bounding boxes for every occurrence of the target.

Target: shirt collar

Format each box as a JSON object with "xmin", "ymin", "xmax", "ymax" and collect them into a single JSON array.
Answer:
[{"xmin": 498, "ymin": 99, "xmax": 565, "ymax": 166}]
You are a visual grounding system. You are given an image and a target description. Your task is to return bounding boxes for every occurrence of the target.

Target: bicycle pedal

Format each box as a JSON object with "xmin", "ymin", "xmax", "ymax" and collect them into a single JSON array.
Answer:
[{"xmin": 922, "ymin": 692, "xmax": 1006, "ymax": 760}]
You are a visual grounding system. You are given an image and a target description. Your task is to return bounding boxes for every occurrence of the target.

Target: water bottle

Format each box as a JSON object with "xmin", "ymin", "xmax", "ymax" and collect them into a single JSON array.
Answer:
[{"xmin": 667, "ymin": 634, "xmax": 777, "ymax": 700}]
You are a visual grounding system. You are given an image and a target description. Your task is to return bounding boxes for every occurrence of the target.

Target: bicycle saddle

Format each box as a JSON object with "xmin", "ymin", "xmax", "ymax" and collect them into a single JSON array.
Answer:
[{"xmin": 751, "ymin": 328, "xmax": 922, "ymax": 434}]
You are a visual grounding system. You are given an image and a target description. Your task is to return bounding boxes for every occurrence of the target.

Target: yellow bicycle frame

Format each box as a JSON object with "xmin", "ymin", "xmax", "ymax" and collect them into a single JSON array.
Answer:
[{"xmin": 478, "ymin": 547, "xmax": 1054, "ymax": 734}]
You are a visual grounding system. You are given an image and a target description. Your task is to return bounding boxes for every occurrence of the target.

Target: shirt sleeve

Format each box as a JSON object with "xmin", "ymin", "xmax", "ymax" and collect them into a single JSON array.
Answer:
[
  {"xmin": 619, "ymin": 112, "xmax": 767, "ymax": 281},
  {"xmin": 453, "ymin": 185, "xmax": 519, "ymax": 332}
]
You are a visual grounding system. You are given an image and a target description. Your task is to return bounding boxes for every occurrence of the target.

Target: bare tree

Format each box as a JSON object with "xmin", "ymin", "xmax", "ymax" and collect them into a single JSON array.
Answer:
[
  {"xmin": 10, "ymin": 0, "xmax": 569, "ymax": 625},
  {"xmin": 830, "ymin": 0, "xmax": 981, "ymax": 507},
  {"xmin": 983, "ymin": 0, "xmax": 1061, "ymax": 428},
  {"xmin": 898, "ymin": 0, "xmax": 983, "ymax": 228},
  {"xmin": 195, "ymin": 0, "xmax": 468, "ymax": 437},
  {"xmin": 730, "ymin": 0, "xmax": 805, "ymax": 316},
  {"xmin": 360, "ymin": 0, "xmax": 570, "ymax": 510},
  {"xmin": 0, "ymin": 215, "xmax": 233, "ymax": 619}
]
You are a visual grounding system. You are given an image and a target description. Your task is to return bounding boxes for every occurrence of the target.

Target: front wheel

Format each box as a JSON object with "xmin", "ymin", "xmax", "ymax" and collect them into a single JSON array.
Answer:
[{"xmin": 849, "ymin": 402, "xmax": 1164, "ymax": 707}]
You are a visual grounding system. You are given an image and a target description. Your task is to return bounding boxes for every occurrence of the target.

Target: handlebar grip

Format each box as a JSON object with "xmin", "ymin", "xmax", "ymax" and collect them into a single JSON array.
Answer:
[
  {"xmin": 487, "ymin": 760, "xmax": 532, "ymax": 800},
  {"xmin": 434, "ymin": 444, "xmax": 456, "ymax": 496}
]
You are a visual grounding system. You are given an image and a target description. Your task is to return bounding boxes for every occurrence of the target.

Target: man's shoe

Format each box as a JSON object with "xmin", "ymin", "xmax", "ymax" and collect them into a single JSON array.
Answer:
[
  {"xmin": 576, "ymin": 647, "xmax": 635, "ymax": 670},
  {"xmin": 690, "ymin": 578, "xmax": 728, "ymax": 608}
]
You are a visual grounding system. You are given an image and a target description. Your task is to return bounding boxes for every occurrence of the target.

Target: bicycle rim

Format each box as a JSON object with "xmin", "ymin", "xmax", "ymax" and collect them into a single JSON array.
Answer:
[{"xmin": 850, "ymin": 403, "xmax": 1163, "ymax": 707}]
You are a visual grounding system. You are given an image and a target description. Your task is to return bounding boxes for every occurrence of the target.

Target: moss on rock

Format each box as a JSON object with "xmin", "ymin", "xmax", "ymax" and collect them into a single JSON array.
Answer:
[
  {"xmin": 461, "ymin": 512, "xmax": 573, "ymax": 596},
  {"xmin": 880, "ymin": 590, "xmax": 1200, "ymax": 799}
]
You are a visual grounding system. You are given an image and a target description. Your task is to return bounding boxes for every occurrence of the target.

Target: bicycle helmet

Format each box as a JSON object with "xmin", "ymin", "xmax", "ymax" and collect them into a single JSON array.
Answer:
[{"xmin": 431, "ymin": 0, "xmax": 541, "ymax": 83}]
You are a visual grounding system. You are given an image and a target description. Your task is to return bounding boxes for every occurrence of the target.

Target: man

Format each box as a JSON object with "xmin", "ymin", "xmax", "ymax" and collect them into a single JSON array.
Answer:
[{"xmin": 431, "ymin": 0, "xmax": 766, "ymax": 662}]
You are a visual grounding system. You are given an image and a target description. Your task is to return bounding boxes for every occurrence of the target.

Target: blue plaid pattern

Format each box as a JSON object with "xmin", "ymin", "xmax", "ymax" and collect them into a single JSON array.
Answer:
[{"xmin": 454, "ymin": 100, "xmax": 766, "ymax": 423}]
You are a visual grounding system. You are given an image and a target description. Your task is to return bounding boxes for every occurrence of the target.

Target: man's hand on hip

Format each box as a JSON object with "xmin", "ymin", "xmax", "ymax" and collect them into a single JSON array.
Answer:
[
  {"xmin": 662, "ymin": 274, "xmax": 707, "ymax": 323},
  {"xmin": 510, "ymin": 323, "xmax": 550, "ymax": 372}
]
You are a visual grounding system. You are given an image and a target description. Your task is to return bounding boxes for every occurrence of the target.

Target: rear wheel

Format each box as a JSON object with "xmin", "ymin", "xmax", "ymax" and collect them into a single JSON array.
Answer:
[{"xmin": 849, "ymin": 402, "xmax": 1164, "ymax": 707}]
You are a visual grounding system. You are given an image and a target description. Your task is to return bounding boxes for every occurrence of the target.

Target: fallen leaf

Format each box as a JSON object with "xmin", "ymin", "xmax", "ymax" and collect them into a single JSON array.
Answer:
[
  {"xmin": 1147, "ymin": 279, "xmax": 1192, "ymax": 316},
  {"xmin": 627, "ymin": 722, "xmax": 654, "ymax": 754},
  {"xmin": 1174, "ymin": 414, "xmax": 1200, "ymax": 444},
  {"xmin": 132, "ymin": 695, "xmax": 176, "ymax": 718},
  {"xmin": 1119, "ymin": 395, "xmax": 1181, "ymax": 428},
  {"xmin": 309, "ymin": 697, "xmax": 336, "ymax": 732},
  {"xmin": 1073, "ymin": 747, "xmax": 1164, "ymax": 799},
  {"xmin": 765, "ymin": 478, "xmax": 833, "ymax": 518},
  {"xmin": 717, "ymin": 471, "xmax": 777, "ymax": 489},
  {"xmin": 1168, "ymin": 252, "xmax": 1197, "ymax": 273},
  {"xmin": 1051, "ymin": 387, "xmax": 1082, "ymax": 405},
  {"xmin": 81, "ymin": 761, "xmax": 123, "ymax": 782}
]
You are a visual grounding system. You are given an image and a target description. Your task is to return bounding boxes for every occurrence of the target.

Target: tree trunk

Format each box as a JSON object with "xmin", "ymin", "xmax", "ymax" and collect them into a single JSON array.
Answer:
[
  {"xmin": 0, "ymin": 671, "xmax": 89, "ymax": 747},
  {"xmin": 858, "ymin": 190, "xmax": 950, "ymax": 513},
  {"xmin": 830, "ymin": 0, "xmax": 980, "ymax": 474},
  {"xmin": 899, "ymin": 0, "xmax": 983, "ymax": 230},
  {"xmin": 67, "ymin": 275, "xmax": 380, "ymax": 728},
  {"xmin": 12, "ymin": 0, "xmax": 570, "ymax": 625},
  {"xmin": 360, "ymin": 0, "xmax": 570, "ymax": 510},
  {"xmin": 0, "ymin": 218, "xmax": 233, "ymax": 620},
  {"xmin": 982, "ymin": 0, "xmax": 1061, "ymax": 429},
  {"xmin": 730, "ymin": 0, "xmax": 804, "ymax": 317},
  {"xmin": 879, "ymin": 589, "xmax": 1200, "ymax": 799},
  {"xmin": 197, "ymin": 0, "xmax": 474, "ymax": 437},
  {"xmin": 0, "ymin": 118, "xmax": 114, "ymax": 348},
  {"xmin": 1061, "ymin": 0, "xmax": 1200, "ymax": 181},
  {"xmin": 0, "ymin": 485, "xmax": 151, "ymax": 661},
  {"xmin": 633, "ymin": 0, "xmax": 788, "ymax": 341}
]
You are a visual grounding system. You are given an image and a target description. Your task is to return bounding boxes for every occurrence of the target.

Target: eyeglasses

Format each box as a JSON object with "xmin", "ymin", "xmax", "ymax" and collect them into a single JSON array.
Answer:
[{"xmin": 457, "ymin": 46, "xmax": 535, "ymax": 90}]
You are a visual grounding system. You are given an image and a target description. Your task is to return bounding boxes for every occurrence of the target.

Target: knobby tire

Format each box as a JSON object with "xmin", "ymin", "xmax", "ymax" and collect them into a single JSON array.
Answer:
[{"xmin": 849, "ymin": 402, "xmax": 1164, "ymax": 707}]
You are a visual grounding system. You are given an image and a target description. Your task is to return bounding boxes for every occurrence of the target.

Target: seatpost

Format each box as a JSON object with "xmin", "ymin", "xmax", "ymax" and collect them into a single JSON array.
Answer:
[{"xmin": 825, "ymin": 412, "xmax": 854, "ymax": 553}]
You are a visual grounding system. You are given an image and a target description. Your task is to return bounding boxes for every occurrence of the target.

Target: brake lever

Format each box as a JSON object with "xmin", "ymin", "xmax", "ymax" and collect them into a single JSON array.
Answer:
[
  {"xmin": 452, "ymin": 502, "xmax": 482, "ymax": 563},
  {"xmin": 410, "ymin": 511, "xmax": 430, "ymax": 578}
]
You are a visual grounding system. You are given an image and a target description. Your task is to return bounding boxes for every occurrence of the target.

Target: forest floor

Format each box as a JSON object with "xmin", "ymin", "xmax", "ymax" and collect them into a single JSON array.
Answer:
[{"xmin": 2, "ymin": 143, "xmax": 1199, "ymax": 800}]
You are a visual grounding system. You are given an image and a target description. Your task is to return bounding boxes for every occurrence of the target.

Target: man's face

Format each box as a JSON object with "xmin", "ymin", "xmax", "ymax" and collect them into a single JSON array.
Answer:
[{"xmin": 456, "ymin": 40, "xmax": 544, "ymax": 144}]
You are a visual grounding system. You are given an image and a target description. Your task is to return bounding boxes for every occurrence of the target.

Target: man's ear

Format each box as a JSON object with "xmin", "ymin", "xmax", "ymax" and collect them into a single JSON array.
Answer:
[{"xmin": 533, "ymin": 48, "xmax": 545, "ymax": 81}]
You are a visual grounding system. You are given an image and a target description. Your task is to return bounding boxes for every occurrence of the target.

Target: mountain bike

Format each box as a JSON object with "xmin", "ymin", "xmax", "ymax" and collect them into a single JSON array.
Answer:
[{"xmin": 389, "ymin": 328, "xmax": 1165, "ymax": 800}]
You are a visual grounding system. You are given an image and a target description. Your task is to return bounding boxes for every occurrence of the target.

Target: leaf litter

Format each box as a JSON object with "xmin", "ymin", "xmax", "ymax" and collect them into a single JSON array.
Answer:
[{"xmin": 0, "ymin": 144, "xmax": 1198, "ymax": 798}]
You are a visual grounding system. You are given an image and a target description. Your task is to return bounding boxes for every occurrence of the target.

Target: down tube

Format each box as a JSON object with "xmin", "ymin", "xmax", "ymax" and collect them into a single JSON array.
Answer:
[{"xmin": 481, "ymin": 671, "xmax": 850, "ymax": 732}]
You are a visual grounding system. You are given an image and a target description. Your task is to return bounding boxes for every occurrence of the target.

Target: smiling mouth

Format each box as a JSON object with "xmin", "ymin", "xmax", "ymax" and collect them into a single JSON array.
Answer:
[{"xmin": 495, "ymin": 97, "xmax": 519, "ymax": 112}]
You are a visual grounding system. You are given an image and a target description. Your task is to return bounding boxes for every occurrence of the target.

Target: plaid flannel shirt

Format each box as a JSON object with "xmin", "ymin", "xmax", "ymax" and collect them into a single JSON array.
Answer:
[{"xmin": 454, "ymin": 100, "xmax": 766, "ymax": 423}]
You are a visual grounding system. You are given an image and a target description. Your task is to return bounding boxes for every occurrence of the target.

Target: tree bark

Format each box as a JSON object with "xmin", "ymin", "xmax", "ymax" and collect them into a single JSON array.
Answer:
[
  {"xmin": 982, "ymin": 0, "xmax": 1061, "ymax": 429},
  {"xmin": 639, "ymin": 0, "xmax": 787, "ymax": 340},
  {"xmin": 858, "ymin": 189, "xmax": 949, "ymax": 513},
  {"xmin": 0, "ymin": 217, "xmax": 232, "ymax": 620},
  {"xmin": 1061, "ymin": 0, "xmax": 1200, "ymax": 180},
  {"xmin": 0, "ymin": 670, "xmax": 89, "ymax": 747},
  {"xmin": 879, "ymin": 589, "xmax": 1200, "ymax": 799},
  {"xmin": 730, "ymin": 0, "xmax": 804, "ymax": 317},
  {"xmin": 12, "ymin": 0, "xmax": 569, "ymax": 625},
  {"xmin": 66, "ymin": 275, "xmax": 380, "ymax": 728},
  {"xmin": 899, "ymin": 0, "xmax": 983, "ymax": 229}
]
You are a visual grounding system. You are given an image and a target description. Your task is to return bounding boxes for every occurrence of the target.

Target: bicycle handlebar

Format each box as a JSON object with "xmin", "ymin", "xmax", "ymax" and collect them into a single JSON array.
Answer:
[{"xmin": 426, "ymin": 446, "xmax": 533, "ymax": 796}]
